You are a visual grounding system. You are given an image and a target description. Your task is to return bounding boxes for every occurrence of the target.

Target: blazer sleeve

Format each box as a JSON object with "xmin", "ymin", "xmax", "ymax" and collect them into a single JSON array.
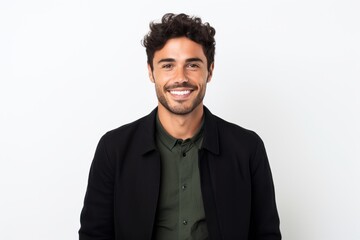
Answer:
[
  {"xmin": 249, "ymin": 136, "xmax": 282, "ymax": 240},
  {"xmin": 79, "ymin": 134, "xmax": 115, "ymax": 240}
]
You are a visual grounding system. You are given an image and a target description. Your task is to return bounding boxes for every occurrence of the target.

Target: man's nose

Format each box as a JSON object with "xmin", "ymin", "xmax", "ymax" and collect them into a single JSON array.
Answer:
[{"xmin": 175, "ymin": 68, "xmax": 188, "ymax": 83}]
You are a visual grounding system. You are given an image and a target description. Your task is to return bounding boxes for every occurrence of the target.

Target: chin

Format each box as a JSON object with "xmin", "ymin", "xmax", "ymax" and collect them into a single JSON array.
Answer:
[{"xmin": 168, "ymin": 103, "xmax": 203, "ymax": 116}]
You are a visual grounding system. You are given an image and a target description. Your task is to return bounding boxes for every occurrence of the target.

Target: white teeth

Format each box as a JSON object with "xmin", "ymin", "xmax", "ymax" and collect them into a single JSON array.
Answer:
[{"xmin": 170, "ymin": 90, "xmax": 191, "ymax": 95}]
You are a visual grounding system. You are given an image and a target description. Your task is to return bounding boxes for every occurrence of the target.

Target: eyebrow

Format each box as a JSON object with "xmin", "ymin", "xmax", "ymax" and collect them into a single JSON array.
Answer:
[{"xmin": 157, "ymin": 58, "xmax": 204, "ymax": 64}]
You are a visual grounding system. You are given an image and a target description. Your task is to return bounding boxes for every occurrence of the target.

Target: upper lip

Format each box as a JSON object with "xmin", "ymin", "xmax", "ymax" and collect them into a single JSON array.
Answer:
[
  {"xmin": 165, "ymin": 82, "xmax": 197, "ymax": 91},
  {"xmin": 168, "ymin": 88, "xmax": 193, "ymax": 91}
]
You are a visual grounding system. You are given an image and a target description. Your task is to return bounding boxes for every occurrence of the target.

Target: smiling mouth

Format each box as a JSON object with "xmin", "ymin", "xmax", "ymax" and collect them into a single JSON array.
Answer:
[
  {"xmin": 166, "ymin": 82, "xmax": 197, "ymax": 98},
  {"xmin": 169, "ymin": 90, "xmax": 192, "ymax": 96}
]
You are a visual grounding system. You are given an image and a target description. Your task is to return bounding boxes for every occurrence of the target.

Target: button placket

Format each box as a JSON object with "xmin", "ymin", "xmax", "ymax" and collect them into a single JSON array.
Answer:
[{"xmin": 178, "ymin": 140, "xmax": 192, "ymax": 238}]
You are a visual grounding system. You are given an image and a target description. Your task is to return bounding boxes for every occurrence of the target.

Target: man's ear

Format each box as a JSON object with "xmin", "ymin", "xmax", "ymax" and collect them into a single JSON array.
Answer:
[
  {"xmin": 147, "ymin": 64, "xmax": 154, "ymax": 83},
  {"xmin": 207, "ymin": 62, "xmax": 214, "ymax": 83}
]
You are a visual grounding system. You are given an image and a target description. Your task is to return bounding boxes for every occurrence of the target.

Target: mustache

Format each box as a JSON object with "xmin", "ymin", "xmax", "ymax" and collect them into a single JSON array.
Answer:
[{"xmin": 165, "ymin": 82, "xmax": 198, "ymax": 91}]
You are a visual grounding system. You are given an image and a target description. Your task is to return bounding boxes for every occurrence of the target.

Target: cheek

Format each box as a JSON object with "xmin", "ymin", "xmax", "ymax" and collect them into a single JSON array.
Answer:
[
  {"xmin": 154, "ymin": 83, "xmax": 164, "ymax": 96},
  {"xmin": 193, "ymin": 70, "xmax": 208, "ymax": 79},
  {"xmin": 155, "ymin": 71, "xmax": 174, "ymax": 82}
]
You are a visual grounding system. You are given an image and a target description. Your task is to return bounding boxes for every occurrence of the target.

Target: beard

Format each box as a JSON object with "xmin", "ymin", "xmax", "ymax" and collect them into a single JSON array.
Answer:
[{"xmin": 155, "ymin": 82, "xmax": 205, "ymax": 115}]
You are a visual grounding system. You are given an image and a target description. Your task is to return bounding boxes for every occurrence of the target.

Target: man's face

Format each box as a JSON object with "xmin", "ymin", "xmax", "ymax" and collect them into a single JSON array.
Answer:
[{"xmin": 148, "ymin": 37, "xmax": 214, "ymax": 115}]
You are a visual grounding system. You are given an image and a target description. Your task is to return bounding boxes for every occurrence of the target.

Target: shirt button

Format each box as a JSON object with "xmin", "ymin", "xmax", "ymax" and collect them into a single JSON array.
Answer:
[
  {"xmin": 183, "ymin": 220, "xmax": 188, "ymax": 225},
  {"xmin": 182, "ymin": 152, "xmax": 186, "ymax": 157},
  {"xmin": 181, "ymin": 184, "xmax": 187, "ymax": 190}
]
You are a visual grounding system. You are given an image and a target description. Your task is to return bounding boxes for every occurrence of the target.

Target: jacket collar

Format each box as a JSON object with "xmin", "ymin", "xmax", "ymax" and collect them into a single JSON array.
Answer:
[
  {"xmin": 139, "ymin": 106, "xmax": 220, "ymax": 156},
  {"xmin": 202, "ymin": 106, "xmax": 220, "ymax": 155}
]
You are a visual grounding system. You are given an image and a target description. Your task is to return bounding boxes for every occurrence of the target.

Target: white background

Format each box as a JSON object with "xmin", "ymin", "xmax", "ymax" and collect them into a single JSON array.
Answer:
[{"xmin": 1, "ymin": 0, "xmax": 359, "ymax": 239}]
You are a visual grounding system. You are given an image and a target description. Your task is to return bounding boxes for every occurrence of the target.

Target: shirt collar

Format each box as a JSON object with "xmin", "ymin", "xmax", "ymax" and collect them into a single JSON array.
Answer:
[
  {"xmin": 155, "ymin": 113, "xmax": 204, "ymax": 151},
  {"xmin": 139, "ymin": 106, "xmax": 219, "ymax": 156}
]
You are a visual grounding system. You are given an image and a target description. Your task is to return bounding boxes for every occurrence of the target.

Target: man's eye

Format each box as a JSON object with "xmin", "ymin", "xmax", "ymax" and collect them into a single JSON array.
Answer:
[
  {"xmin": 187, "ymin": 63, "xmax": 199, "ymax": 69},
  {"xmin": 162, "ymin": 64, "xmax": 173, "ymax": 69}
]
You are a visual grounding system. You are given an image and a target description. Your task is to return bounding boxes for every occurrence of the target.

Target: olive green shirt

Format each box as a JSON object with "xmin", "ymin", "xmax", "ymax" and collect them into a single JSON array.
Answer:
[{"xmin": 154, "ymin": 116, "xmax": 209, "ymax": 240}]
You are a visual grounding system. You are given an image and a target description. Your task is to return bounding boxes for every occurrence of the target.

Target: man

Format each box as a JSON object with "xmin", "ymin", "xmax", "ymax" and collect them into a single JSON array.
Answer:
[{"xmin": 79, "ymin": 13, "xmax": 281, "ymax": 240}]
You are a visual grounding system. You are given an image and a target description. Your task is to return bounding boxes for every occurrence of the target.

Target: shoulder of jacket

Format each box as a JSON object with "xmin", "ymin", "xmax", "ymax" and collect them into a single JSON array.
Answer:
[
  {"xmin": 99, "ymin": 113, "xmax": 151, "ymax": 146},
  {"xmin": 212, "ymin": 114, "xmax": 263, "ymax": 145}
]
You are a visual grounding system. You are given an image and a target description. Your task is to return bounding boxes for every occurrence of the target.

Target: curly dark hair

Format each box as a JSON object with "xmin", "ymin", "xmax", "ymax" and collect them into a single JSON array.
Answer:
[{"xmin": 142, "ymin": 13, "xmax": 216, "ymax": 71}]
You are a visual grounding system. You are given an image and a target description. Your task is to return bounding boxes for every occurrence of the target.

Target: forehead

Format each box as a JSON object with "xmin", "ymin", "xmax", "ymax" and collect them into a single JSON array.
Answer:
[{"xmin": 153, "ymin": 37, "xmax": 206, "ymax": 61}]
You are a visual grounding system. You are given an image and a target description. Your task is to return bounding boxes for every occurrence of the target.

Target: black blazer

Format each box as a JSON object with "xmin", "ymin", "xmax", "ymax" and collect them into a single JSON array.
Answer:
[{"xmin": 79, "ymin": 107, "xmax": 281, "ymax": 240}]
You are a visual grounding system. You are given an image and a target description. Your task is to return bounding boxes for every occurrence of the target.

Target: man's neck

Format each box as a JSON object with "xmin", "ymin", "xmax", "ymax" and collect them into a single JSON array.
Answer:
[{"xmin": 157, "ymin": 104, "xmax": 204, "ymax": 140}]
